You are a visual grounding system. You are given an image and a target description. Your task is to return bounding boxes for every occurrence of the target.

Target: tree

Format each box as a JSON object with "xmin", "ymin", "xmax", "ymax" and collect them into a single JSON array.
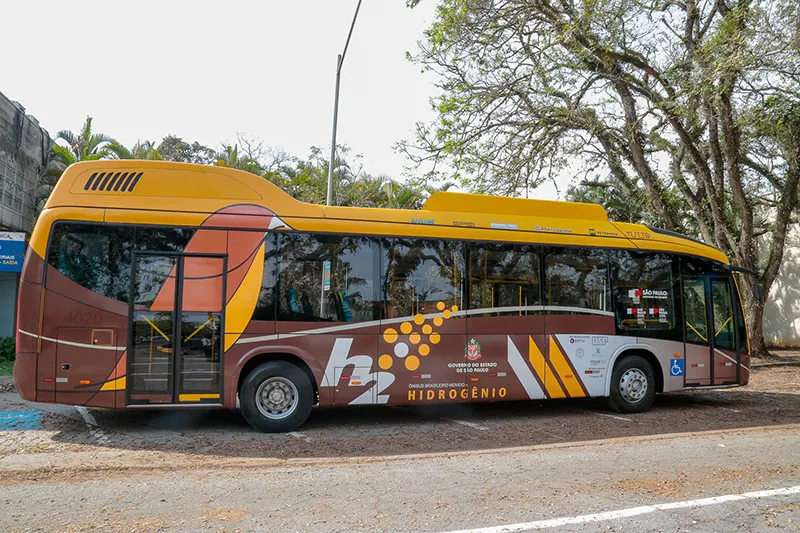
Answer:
[
  {"xmin": 405, "ymin": 0, "xmax": 800, "ymax": 354},
  {"xmin": 156, "ymin": 135, "xmax": 216, "ymax": 165},
  {"xmin": 109, "ymin": 140, "xmax": 163, "ymax": 160},
  {"xmin": 39, "ymin": 116, "xmax": 125, "ymax": 212},
  {"xmin": 51, "ymin": 116, "xmax": 125, "ymax": 167},
  {"xmin": 214, "ymin": 144, "xmax": 264, "ymax": 175}
]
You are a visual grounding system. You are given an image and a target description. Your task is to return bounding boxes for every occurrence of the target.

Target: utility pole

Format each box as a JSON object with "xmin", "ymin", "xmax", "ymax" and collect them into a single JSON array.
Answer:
[{"xmin": 326, "ymin": 0, "xmax": 363, "ymax": 206}]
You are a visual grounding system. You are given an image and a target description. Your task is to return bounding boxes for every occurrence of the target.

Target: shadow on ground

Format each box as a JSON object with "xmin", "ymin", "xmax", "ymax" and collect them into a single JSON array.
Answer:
[{"xmin": 40, "ymin": 387, "xmax": 800, "ymax": 460}]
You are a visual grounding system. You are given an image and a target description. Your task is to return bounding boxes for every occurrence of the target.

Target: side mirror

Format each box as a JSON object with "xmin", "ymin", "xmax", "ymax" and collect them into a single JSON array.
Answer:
[{"xmin": 754, "ymin": 281, "xmax": 765, "ymax": 305}]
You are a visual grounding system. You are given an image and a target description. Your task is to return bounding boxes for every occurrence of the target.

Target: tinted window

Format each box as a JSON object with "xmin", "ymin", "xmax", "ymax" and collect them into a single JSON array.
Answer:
[
  {"xmin": 732, "ymin": 276, "xmax": 748, "ymax": 353},
  {"xmin": 545, "ymin": 248, "xmax": 609, "ymax": 313},
  {"xmin": 683, "ymin": 277, "xmax": 708, "ymax": 345},
  {"xmin": 468, "ymin": 243, "xmax": 540, "ymax": 316},
  {"xmin": 135, "ymin": 227, "xmax": 195, "ymax": 252},
  {"xmin": 252, "ymin": 233, "xmax": 278, "ymax": 321},
  {"xmin": 611, "ymin": 252, "xmax": 675, "ymax": 331},
  {"xmin": 384, "ymin": 238, "xmax": 464, "ymax": 318},
  {"xmin": 48, "ymin": 223, "xmax": 134, "ymax": 302},
  {"xmin": 711, "ymin": 279, "xmax": 735, "ymax": 351},
  {"xmin": 276, "ymin": 233, "xmax": 382, "ymax": 322}
]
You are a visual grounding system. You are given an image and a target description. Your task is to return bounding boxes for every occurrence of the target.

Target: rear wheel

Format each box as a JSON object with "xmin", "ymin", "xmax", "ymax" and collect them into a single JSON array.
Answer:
[
  {"xmin": 608, "ymin": 355, "xmax": 655, "ymax": 414},
  {"xmin": 240, "ymin": 361, "xmax": 313, "ymax": 433}
]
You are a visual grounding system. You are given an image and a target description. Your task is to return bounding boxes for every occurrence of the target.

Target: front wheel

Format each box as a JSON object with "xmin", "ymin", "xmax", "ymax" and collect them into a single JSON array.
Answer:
[
  {"xmin": 608, "ymin": 355, "xmax": 655, "ymax": 414},
  {"xmin": 240, "ymin": 361, "xmax": 314, "ymax": 433}
]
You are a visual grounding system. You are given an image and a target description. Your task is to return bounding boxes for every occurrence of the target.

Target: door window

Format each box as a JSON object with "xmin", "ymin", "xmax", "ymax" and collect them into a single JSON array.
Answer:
[
  {"xmin": 711, "ymin": 279, "xmax": 735, "ymax": 351},
  {"xmin": 683, "ymin": 278, "xmax": 708, "ymax": 345}
]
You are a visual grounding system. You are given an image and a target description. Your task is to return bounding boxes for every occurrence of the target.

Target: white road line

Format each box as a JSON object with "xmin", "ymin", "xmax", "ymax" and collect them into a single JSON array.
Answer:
[
  {"xmin": 570, "ymin": 408, "xmax": 632, "ymax": 422},
  {"xmin": 439, "ymin": 485, "xmax": 800, "ymax": 533},
  {"xmin": 444, "ymin": 418, "xmax": 489, "ymax": 431},
  {"xmin": 75, "ymin": 406, "xmax": 110, "ymax": 445}
]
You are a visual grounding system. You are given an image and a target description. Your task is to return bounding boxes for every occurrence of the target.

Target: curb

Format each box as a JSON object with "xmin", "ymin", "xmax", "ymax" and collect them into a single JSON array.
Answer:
[{"xmin": 752, "ymin": 361, "xmax": 800, "ymax": 368}]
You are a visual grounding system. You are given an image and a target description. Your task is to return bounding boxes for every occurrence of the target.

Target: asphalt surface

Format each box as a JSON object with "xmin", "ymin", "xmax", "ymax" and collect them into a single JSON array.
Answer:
[{"xmin": 1, "ymin": 367, "xmax": 799, "ymax": 532}]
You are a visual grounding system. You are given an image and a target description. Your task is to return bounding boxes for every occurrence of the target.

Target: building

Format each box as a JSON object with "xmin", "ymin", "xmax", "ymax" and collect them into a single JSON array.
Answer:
[
  {"xmin": 0, "ymin": 90, "xmax": 54, "ymax": 338},
  {"xmin": 763, "ymin": 225, "xmax": 800, "ymax": 348}
]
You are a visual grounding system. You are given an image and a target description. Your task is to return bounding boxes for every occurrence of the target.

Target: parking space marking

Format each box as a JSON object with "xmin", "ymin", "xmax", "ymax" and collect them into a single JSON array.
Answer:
[
  {"xmin": 75, "ymin": 406, "xmax": 110, "ymax": 445},
  {"xmin": 439, "ymin": 485, "xmax": 800, "ymax": 533},
  {"xmin": 569, "ymin": 408, "xmax": 632, "ymax": 422},
  {"xmin": 444, "ymin": 418, "xmax": 489, "ymax": 431}
]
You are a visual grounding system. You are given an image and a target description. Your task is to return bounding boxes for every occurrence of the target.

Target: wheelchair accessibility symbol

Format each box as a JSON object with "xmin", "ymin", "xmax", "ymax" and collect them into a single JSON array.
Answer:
[{"xmin": 670, "ymin": 358, "xmax": 685, "ymax": 377}]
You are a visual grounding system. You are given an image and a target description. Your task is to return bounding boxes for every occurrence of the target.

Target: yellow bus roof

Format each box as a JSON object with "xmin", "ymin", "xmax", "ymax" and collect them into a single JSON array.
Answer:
[{"xmin": 33, "ymin": 160, "xmax": 727, "ymax": 264}]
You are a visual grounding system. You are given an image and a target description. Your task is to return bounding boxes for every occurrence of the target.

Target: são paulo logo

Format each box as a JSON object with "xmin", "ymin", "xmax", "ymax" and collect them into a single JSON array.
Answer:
[{"xmin": 464, "ymin": 338, "xmax": 482, "ymax": 361}]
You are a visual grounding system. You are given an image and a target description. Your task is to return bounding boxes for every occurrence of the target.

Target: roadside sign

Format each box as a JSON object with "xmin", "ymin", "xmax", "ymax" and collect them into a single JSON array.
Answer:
[
  {"xmin": 0, "ymin": 232, "xmax": 25, "ymax": 273},
  {"xmin": 322, "ymin": 260, "xmax": 331, "ymax": 291}
]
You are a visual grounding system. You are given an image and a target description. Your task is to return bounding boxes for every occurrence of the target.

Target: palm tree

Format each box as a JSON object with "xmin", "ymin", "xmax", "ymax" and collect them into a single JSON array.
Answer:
[
  {"xmin": 214, "ymin": 144, "xmax": 263, "ymax": 175},
  {"xmin": 37, "ymin": 117, "xmax": 124, "ymax": 213},
  {"xmin": 109, "ymin": 140, "xmax": 163, "ymax": 160},
  {"xmin": 51, "ymin": 116, "xmax": 125, "ymax": 167}
]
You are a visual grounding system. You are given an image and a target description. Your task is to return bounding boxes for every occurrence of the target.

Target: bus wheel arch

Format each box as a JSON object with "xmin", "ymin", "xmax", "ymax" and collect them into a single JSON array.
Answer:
[
  {"xmin": 235, "ymin": 350, "xmax": 320, "ymax": 407},
  {"xmin": 607, "ymin": 349, "xmax": 662, "ymax": 414},
  {"xmin": 236, "ymin": 351, "xmax": 319, "ymax": 433}
]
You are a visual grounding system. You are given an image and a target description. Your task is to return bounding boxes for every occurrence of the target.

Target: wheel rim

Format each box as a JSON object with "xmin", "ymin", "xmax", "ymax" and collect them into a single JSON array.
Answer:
[
  {"xmin": 255, "ymin": 377, "xmax": 299, "ymax": 420},
  {"xmin": 619, "ymin": 368, "xmax": 648, "ymax": 404}
]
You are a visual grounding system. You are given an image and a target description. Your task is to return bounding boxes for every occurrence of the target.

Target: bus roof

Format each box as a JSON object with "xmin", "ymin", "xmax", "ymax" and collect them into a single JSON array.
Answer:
[{"xmin": 35, "ymin": 160, "xmax": 728, "ymax": 264}]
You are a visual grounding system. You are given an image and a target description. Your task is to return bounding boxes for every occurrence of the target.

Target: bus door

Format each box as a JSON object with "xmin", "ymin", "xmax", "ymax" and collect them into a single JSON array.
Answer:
[
  {"xmin": 709, "ymin": 277, "xmax": 739, "ymax": 385},
  {"xmin": 682, "ymin": 275, "xmax": 740, "ymax": 386},
  {"xmin": 682, "ymin": 277, "xmax": 711, "ymax": 385},
  {"xmin": 128, "ymin": 253, "xmax": 226, "ymax": 405}
]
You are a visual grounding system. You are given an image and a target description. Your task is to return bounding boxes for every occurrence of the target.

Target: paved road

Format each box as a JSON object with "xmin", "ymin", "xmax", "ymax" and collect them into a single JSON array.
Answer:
[{"xmin": 1, "ymin": 368, "xmax": 799, "ymax": 532}]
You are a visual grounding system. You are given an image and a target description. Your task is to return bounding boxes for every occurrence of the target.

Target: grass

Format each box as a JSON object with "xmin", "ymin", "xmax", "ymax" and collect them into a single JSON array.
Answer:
[{"xmin": 0, "ymin": 359, "xmax": 13, "ymax": 376}]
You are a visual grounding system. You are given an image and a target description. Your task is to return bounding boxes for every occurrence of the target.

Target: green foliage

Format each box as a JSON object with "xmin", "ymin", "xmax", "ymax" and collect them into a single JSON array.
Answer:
[
  {"xmin": 405, "ymin": 0, "xmax": 800, "ymax": 354},
  {"xmin": 157, "ymin": 136, "xmax": 216, "ymax": 165},
  {"xmin": 0, "ymin": 337, "xmax": 15, "ymax": 374}
]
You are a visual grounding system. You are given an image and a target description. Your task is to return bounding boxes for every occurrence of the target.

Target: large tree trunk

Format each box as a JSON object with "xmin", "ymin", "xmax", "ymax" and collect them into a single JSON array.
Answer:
[{"xmin": 748, "ymin": 299, "xmax": 769, "ymax": 358}]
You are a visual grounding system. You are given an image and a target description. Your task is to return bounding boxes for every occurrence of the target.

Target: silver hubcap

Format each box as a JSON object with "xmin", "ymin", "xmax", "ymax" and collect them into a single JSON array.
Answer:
[
  {"xmin": 256, "ymin": 377, "xmax": 298, "ymax": 420},
  {"xmin": 619, "ymin": 368, "xmax": 648, "ymax": 403}
]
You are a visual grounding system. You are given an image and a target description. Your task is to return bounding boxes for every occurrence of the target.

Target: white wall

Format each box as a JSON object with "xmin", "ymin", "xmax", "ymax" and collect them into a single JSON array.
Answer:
[{"xmin": 763, "ymin": 225, "xmax": 800, "ymax": 348}]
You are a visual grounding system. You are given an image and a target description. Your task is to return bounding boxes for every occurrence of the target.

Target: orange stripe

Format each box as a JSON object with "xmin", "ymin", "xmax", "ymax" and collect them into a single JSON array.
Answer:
[
  {"xmin": 549, "ymin": 336, "xmax": 586, "ymax": 398},
  {"xmin": 529, "ymin": 336, "xmax": 565, "ymax": 399}
]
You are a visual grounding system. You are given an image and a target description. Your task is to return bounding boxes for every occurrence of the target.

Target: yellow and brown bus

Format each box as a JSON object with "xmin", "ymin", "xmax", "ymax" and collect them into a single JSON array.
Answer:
[{"xmin": 14, "ymin": 160, "xmax": 751, "ymax": 432}]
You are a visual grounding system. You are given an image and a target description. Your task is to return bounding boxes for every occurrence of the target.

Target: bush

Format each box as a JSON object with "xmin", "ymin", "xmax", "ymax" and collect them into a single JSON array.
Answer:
[{"xmin": 0, "ymin": 336, "xmax": 15, "ymax": 362}]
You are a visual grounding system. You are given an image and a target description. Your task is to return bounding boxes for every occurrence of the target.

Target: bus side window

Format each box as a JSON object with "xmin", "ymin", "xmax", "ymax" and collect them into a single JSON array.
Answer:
[
  {"xmin": 610, "ymin": 251, "xmax": 675, "ymax": 334},
  {"xmin": 275, "ymin": 233, "xmax": 382, "ymax": 323},
  {"xmin": 384, "ymin": 238, "xmax": 464, "ymax": 318},
  {"xmin": 47, "ymin": 223, "xmax": 134, "ymax": 303},
  {"xmin": 545, "ymin": 248, "xmax": 609, "ymax": 314},
  {"xmin": 467, "ymin": 242, "xmax": 540, "ymax": 316},
  {"xmin": 251, "ymin": 233, "xmax": 279, "ymax": 321}
]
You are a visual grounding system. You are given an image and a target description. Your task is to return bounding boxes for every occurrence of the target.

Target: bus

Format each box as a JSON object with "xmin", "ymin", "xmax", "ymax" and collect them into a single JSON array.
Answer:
[{"xmin": 14, "ymin": 160, "xmax": 751, "ymax": 432}]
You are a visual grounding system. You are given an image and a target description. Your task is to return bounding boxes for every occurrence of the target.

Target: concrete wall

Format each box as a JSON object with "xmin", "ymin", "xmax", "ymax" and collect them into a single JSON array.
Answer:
[
  {"xmin": 0, "ymin": 89, "xmax": 53, "ymax": 233},
  {"xmin": 763, "ymin": 225, "xmax": 800, "ymax": 348},
  {"xmin": 0, "ymin": 90, "xmax": 54, "ymax": 340}
]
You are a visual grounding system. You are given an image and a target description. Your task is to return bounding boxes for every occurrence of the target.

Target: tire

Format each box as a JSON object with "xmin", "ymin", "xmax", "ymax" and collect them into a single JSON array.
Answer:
[
  {"xmin": 240, "ymin": 361, "xmax": 314, "ymax": 433},
  {"xmin": 608, "ymin": 355, "xmax": 656, "ymax": 414}
]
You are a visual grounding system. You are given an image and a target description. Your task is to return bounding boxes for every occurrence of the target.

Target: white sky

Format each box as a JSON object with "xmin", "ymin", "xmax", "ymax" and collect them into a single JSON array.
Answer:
[{"xmin": 2, "ymin": 0, "xmax": 560, "ymax": 200}]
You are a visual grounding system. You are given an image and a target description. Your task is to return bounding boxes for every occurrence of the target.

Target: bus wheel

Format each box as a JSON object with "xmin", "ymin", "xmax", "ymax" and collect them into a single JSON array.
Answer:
[
  {"xmin": 608, "ymin": 355, "xmax": 655, "ymax": 414},
  {"xmin": 240, "ymin": 361, "xmax": 313, "ymax": 433}
]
